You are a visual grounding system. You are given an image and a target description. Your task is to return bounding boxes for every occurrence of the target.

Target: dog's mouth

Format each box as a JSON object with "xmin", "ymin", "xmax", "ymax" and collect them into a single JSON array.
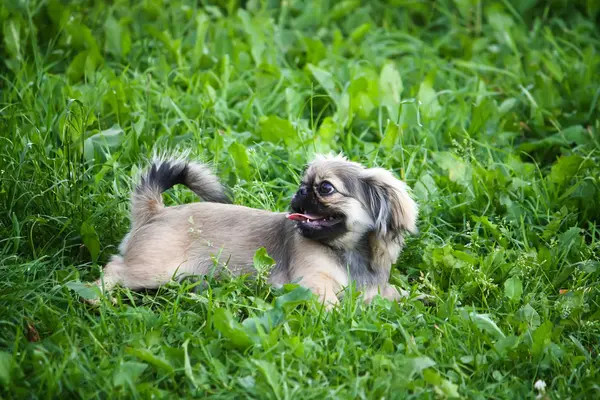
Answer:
[{"xmin": 286, "ymin": 212, "xmax": 343, "ymax": 227}]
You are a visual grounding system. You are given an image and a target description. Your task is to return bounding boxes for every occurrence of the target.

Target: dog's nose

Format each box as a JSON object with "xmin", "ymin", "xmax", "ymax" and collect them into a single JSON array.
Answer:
[{"xmin": 291, "ymin": 187, "xmax": 308, "ymax": 211}]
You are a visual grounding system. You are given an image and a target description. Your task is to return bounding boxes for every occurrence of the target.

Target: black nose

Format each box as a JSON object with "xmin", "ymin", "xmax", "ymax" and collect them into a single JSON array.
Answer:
[
  {"xmin": 292, "ymin": 186, "xmax": 309, "ymax": 212},
  {"xmin": 291, "ymin": 193, "xmax": 303, "ymax": 211}
]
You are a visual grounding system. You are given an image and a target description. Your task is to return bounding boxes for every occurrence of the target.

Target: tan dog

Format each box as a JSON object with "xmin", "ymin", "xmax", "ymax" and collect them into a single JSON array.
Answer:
[{"xmin": 90, "ymin": 154, "xmax": 418, "ymax": 307}]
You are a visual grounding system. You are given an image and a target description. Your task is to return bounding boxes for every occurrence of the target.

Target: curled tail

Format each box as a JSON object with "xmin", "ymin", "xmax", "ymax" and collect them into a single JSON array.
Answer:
[{"xmin": 131, "ymin": 157, "xmax": 230, "ymax": 230}]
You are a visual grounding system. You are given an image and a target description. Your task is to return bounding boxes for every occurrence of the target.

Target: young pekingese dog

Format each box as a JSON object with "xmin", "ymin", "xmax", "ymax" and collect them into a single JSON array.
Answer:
[{"xmin": 89, "ymin": 153, "xmax": 418, "ymax": 307}]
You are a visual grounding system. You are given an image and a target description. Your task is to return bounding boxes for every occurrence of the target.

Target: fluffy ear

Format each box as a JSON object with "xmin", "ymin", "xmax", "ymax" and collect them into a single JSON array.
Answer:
[{"xmin": 360, "ymin": 168, "xmax": 419, "ymax": 238}]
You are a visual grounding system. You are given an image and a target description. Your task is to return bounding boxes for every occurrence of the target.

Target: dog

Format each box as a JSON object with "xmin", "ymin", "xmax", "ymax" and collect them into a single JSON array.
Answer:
[{"xmin": 88, "ymin": 153, "xmax": 418, "ymax": 308}]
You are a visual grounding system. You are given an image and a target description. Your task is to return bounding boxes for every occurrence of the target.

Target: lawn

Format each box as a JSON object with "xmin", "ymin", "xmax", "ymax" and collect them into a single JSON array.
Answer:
[{"xmin": 1, "ymin": 0, "xmax": 599, "ymax": 398}]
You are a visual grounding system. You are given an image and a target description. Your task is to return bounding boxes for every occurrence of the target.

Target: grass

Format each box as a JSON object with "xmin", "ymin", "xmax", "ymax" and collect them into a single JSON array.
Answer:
[{"xmin": 1, "ymin": 0, "xmax": 599, "ymax": 398}]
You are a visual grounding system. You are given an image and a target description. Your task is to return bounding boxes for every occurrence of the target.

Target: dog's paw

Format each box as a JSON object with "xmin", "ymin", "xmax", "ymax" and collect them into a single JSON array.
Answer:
[
  {"xmin": 400, "ymin": 289, "xmax": 435, "ymax": 305},
  {"xmin": 84, "ymin": 294, "xmax": 117, "ymax": 306}
]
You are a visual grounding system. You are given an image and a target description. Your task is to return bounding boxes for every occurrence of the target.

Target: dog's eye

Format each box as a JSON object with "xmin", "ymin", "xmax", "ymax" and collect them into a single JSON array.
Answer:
[{"xmin": 318, "ymin": 181, "xmax": 336, "ymax": 195}]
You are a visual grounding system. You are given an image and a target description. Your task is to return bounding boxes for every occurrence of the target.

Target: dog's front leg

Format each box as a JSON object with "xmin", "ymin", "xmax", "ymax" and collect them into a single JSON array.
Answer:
[
  {"xmin": 296, "ymin": 272, "xmax": 341, "ymax": 309},
  {"xmin": 287, "ymin": 240, "xmax": 347, "ymax": 309},
  {"xmin": 362, "ymin": 284, "xmax": 407, "ymax": 304}
]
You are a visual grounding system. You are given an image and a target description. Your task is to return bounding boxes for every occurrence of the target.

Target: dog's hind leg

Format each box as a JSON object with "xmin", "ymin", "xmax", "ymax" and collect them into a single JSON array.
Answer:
[{"xmin": 86, "ymin": 256, "xmax": 127, "ymax": 305}]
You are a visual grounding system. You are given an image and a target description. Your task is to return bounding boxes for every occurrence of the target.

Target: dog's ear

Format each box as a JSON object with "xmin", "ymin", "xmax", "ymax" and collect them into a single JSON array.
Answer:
[{"xmin": 360, "ymin": 168, "xmax": 418, "ymax": 238}]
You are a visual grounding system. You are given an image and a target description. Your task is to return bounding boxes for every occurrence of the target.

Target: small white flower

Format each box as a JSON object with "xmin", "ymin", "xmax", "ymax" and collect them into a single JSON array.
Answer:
[{"xmin": 534, "ymin": 380, "xmax": 546, "ymax": 392}]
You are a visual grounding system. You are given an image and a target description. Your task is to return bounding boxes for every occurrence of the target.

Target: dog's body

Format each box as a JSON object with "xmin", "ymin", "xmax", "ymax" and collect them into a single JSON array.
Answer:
[{"xmin": 92, "ymin": 154, "xmax": 418, "ymax": 307}]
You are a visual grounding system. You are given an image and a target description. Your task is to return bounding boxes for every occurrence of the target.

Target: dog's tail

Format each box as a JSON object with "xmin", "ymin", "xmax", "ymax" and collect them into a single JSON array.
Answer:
[{"xmin": 131, "ymin": 157, "xmax": 230, "ymax": 230}]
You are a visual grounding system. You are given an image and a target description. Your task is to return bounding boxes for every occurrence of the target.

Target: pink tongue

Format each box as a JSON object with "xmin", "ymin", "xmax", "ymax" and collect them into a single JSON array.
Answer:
[{"xmin": 287, "ymin": 213, "xmax": 322, "ymax": 221}]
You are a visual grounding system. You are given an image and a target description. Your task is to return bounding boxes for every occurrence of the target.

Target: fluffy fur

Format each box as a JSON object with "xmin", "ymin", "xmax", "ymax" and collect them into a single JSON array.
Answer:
[{"xmin": 90, "ymin": 154, "xmax": 418, "ymax": 308}]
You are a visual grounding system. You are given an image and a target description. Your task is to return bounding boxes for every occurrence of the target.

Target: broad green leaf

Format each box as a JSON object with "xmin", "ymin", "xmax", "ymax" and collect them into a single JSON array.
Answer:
[
  {"xmin": 329, "ymin": 0, "xmax": 360, "ymax": 20},
  {"xmin": 0, "ymin": 351, "xmax": 13, "ymax": 387},
  {"xmin": 531, "ymin": 321, "xmax": 553, "ymax": 358},
  {"xmin": 519, "ymin": 126, "xmax": 593, "ymax": 154},
  {"xmin": 317, "ymin": 117, "xmax": 337, "ymax": 142},
  {"xmin": 353, "ymin": 92, "xmax": 375, "ymax": 118},
  {"xmin": 452, "ymin": 250, "xmax": 477, "ymax": 265},
  {"xmin": 65, "ymin": 281, "xmax": 101, "ymax": 300},
  {"xmin": 252, "ymin": 360, "xmax": 281, "ymax": 399},
  {"xmin": 425, "ymin": 369, "xmax": 460, "ymax": 399},
  {"xmin": 347, "ymin": 74, "xmax": 378, "ymax": 119},
  {"xmin": 409, "ymin": 356, "xmax": 436, "ymax": 377},
  {"xmin": 515, "ymin": 304, "xmax": 541, "ymax": 329},
  {"xmin": 259, "ymin": 115, "xmax": 297, "ymax": 145},
  {"xmin": 486, "ymin": 6, "xmax": 515, "ymax": 32},
  {"xmin": 469, "ymin": 312, "xmax": 506, "ymax": 340},
  {"xmin": 229, "ymin": 142, "xmax": 251, "ymax": 181},
  {"xmin": 134, "ymin": 115, "xmax": 146, "ymax": 138},
  {"xmin": 397, "ymin": 100, "xmax": 420, "ymax": 131},
  {"xmin": 238, "ymin": 9, "xmax": 266, "ymax": 66},
  {"xmin": 104, "ymin": 16, "xmax": 131, "ymax": 58},
  {"xmin": 242, "ymin": 307, "xmax": 285, "ymax": 334},
  {"xmin": 302, "ymin": 37, "xmax": 326, "ymax": 65},
  {"xmin": 238, "ymin": 375, "xmax": 256, "ymax": 391},
  {"xmin": 569, "ymin": 335, "xmax": 591, "ymax": 359},
  {"xmin": 350, "ymin": 23, "xmax": 371, "ymax": 42},
  {"xmin": 413, "ymin": 174, "xmax": 438, "ymax": 203},
  {"xmin": 193, "ymin": 13, "xmax": 210, "ymax": 67},
  {"xmin": 549, "ymin": 155, "xmax": 593, "ymax": 186},
  {"xmin": 3, "ymin": 19, "xmax": 21, "ymax": 61},
  {"xmin": 125, "ymin": 348, "xmax": 174, "ymax": 374},
  {"xmin": 84, "ymin": 125, "xmax": 124, "ymax": 162},
  {"xmin": 557, "ymin": 227, "xmax": 583, "ymax": 256},
  {"xmin": 275, "ymin": 286, "xmax": 313, "ymax": 309},
  {"xmin": 253, "ymin": 247, "xmax": 275, "ymax": 274},
  {"xmin": 80, "ymin": 221, "xmax": 100, "ymax": 262},
  {"xmin": 494, "ymin": 335, "xmax": 519, "ymax": 356},
  {"xmin": 120, "ymin": 24, "xmax": 132, "ymax": 57},
  {"xmin": 66, "ymin": 51, "xmax": 88, "ymax": 83},
  {"xmin": 498, "ymin": 98, "xmax": 518, "ymax": 114},
  {"xmin": 470, "ymin": 97, "xmax": 495, "ymax": 134},
  {"xmin": 307, "ymin": 64, "xmax": 339, "ymax": 104},
  {"xmin": 336, "ymin": 91, "xmax": 352, "ymax": 127},
  {"xmin": 581, "ymin": 260, "xmax": 599, "ymax": 274},
  {"xmin": 440, "ymin": 379, "xmax": 460, "ymax": 398},
  {"xmin": 381, "ymin": 120, "xmax": 401, "ymax": 150},
  {"xmin": 472, "ymin": 215, "xmax": 507, "ymax": 247},
  {"xmin": 418, "ymin": 77, "xmax": 442, "ymax": 118},
  {"xmin": 453, "ymin": 0, "xmax": 475, "ymax": 18},
  {"xmin": 423, "ymin": 368, "xmax": 442, "ymax": 384},
  {"xmin": 542, "ymin": 56, "xmax": 564, "ymax": 82},
  {"xmin": 145, "ymin": 27, "xmax": 180, "ymax": 63},
  {"xmin": 285, "ymin": 87, "xmax": 301, "ymax": 118},
  {"xmin": 504, "ymin": 276, "xmax": 523, "ymax": 302},
  {"xmin": 379, "ymin": 62, "xmax": 403, "ymax": 121},
  {"xmin": 432, "ymin": 152, "xmax": 471, "ymax": 185},
  {"xmin": 213, "ymin": 308, "xmax": 256, "ymax": 349},
  {"xmin": 182, "ymin": 339, "xmax": 198, "ymax": 388},
  {"xmin": 561, "ymin": 125, "xmax": 593, "ymax": 145},
  {"xmin": 46, "ymin": 0, "xmax": 66, "ymax": 24},
  {"xmin": 113, "ymin": 361, "xmax": 148, "ymax": 387}
]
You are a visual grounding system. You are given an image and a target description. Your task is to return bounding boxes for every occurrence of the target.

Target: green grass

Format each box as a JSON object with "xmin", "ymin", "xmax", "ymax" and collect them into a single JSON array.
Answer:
[{"xmin": 1, "ymin": 0, "xmax": 600, "ymax": 398}]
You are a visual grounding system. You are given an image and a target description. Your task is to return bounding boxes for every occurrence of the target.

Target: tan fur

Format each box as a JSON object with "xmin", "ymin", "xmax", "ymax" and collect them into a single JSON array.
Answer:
[{"xmin": 89, "ymin": 154, "xmax": 419, "ymax": 309}]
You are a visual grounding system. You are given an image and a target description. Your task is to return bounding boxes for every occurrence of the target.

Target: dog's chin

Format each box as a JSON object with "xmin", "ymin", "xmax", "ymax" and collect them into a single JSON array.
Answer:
[{"xmin": 287, "ymin": 212, "xmax": 347, "ymax": 242}]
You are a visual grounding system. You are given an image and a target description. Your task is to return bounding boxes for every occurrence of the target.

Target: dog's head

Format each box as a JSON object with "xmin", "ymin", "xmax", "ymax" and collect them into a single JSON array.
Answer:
[{"xmin": 288, "ymin": 154, "xmax": 418, "ymax": 249}]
